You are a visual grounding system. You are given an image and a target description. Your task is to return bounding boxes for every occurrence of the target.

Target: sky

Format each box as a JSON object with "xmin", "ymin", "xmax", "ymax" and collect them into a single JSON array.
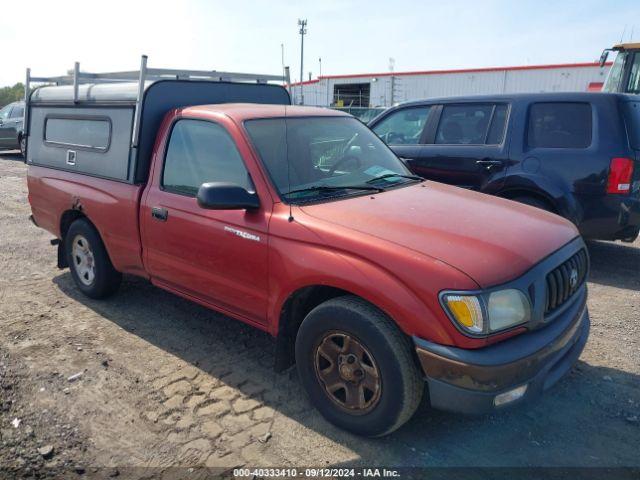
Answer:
[{"xmin": 1, "ymin": 0, "xmax": 638, "ymax": 87}]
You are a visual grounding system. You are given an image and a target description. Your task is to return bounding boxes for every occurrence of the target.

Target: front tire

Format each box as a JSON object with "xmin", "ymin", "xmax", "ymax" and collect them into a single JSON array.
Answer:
[
  {"xmin": 65, "ymin": 218, "xmax": 122, "ymax": 299},
  {"xmin": 295, "ymin": 296, "xmax": 423, "ymax": 437}
]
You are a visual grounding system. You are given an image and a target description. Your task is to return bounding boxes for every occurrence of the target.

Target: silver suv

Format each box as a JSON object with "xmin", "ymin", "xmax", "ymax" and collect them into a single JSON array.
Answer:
[{"xmin": 0, "ymin": 101, "xmax": 25, "ymax": 156}]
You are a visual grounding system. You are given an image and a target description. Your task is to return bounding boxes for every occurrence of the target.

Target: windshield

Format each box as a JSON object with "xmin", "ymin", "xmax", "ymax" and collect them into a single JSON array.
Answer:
[
  {"xmin": 244, "ymin": 116, "xmax": 416, "ymax": 203},
  {"xmin": 603, "ymin": 51, "xmax": 627, "ymax": 92},
  {"xmin": 0, "ymin": 104, "xmax": 11, "ymax": 120}
]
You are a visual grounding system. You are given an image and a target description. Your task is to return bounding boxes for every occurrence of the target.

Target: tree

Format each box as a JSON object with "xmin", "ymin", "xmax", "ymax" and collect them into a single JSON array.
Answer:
[{"xmin": 0, "ymin": 83, "xmax": 25, "ymax": 108}]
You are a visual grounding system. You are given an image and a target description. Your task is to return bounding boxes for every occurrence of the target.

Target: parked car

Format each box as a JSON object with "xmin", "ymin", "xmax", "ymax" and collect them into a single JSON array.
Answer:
[
  {"xmin": 369, "ymin": 93, "xmax": 640, "ymax": 242},
  {"xmin": 0, "ymin": 100, "xmax": 26, "ymax": 156},
  {"xmin": 26, "ymin": 62, "xmax": 590, "ymax": 437}
]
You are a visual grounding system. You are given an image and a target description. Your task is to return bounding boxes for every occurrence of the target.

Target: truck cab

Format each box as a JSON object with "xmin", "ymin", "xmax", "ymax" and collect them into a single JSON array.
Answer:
[{"xmin": 601, "ymin": 42, "xmax": 640, "ymax": 94}]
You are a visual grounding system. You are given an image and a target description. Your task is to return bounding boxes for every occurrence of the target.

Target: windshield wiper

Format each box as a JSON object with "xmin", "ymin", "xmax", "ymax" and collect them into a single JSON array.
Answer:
[
  {"xmin": 365, "ymin": 173, "xmax": 423, "ymax": 184},
  {"xmin": 284, "ymin": 184, "xmax": 385, "ymax": 197}
]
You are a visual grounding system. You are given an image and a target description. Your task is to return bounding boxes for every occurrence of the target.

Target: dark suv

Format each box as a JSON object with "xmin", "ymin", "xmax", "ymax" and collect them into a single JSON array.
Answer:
[
  {"xmin": 0, "ymin": 101, "xmax": 26, "ymax": 156},
  {"xmin": 369, "ymin": 93, "xmax": 640, "ymax": 242}
]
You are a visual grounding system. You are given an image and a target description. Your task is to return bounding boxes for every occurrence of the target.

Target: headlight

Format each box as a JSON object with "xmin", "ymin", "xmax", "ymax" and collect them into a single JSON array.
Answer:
[
  {"xmin": 441, "ymin": 289, "xmax": 531, "ymax": 335},
  {"xmin": 487, "ymin": 289, "xmax": 531, "ymax": 332}
]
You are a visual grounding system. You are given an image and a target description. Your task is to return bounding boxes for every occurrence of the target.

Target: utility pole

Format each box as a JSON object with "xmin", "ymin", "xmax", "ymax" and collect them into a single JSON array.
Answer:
[
  {"xmin": 298, "ymin": 19, "xmax": 307, "ymax": 105},
  {"xmin": 319, "ymin": 57, "xmax": 322, "ymax": 77}
]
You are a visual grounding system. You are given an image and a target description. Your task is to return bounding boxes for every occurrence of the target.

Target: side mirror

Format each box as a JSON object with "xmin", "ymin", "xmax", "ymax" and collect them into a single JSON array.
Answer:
[
  {"xmin": 599, "ymin": 50, "xmax": 610, "ymax": 68},
  {"xmin": 197, "ymin": 182, "xmax": 260, "ymax": 210}
]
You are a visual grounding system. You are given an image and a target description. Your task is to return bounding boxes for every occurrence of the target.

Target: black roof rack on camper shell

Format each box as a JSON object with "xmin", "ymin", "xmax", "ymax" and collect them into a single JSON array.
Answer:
[{"xmin": 24, "ymin": 55, "xmax": 292, "ymax": 183}]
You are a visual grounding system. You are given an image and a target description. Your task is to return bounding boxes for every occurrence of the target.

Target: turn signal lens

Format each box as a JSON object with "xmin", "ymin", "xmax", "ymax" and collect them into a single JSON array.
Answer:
[
  {"xmin": 607, "ymin": 157, "xmax": 634, "ymax": 194},
  {"xmin": 443, "ymin": 295, "xmax": 484, "ymax": 334}
]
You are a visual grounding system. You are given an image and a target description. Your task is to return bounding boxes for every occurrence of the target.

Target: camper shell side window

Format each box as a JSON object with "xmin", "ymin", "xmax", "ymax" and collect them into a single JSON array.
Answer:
[{"xmin": 44, "ymin": 115, "xmax": 112, "ymax": 152}]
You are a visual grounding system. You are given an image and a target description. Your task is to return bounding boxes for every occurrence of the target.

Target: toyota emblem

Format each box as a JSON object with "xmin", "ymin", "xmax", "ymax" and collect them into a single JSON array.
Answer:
[{"xmin": 569, "ymin": 268, "xmax": 579, "ymax": 289}]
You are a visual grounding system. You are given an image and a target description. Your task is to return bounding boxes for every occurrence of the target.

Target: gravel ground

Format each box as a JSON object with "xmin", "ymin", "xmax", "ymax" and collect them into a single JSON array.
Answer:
[{"xmin": 0, "ymin": 152, "xmax": 638, "ymax": 478}]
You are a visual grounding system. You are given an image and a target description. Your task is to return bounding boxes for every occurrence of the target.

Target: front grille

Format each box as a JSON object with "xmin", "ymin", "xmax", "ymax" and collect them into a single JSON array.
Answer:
[{"xmin": 544, "ymin": 249, "xmax": 588, "ymax": 314}]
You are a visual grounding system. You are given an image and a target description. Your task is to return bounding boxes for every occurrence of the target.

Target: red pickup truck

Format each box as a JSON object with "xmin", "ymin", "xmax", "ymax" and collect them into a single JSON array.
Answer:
[{"xmin": 25, "ymin": 62, "xmax": 590, "ymax": 436}]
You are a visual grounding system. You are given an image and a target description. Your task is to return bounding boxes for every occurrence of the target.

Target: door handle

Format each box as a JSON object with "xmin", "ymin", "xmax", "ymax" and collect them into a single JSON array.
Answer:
[
  {"xmin": 151, "ymin": 207, "xmax": 168, "ymax": 221},
  {"xmin": 476, "ymin": 159, "xmax": 504, "ymax": 170}
]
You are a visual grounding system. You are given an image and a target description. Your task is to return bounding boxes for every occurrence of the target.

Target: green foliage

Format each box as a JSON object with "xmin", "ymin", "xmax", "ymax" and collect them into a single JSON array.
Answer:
[{"xmin": 0, "ymin": 83, "xmax": 24, "ymax": 108}]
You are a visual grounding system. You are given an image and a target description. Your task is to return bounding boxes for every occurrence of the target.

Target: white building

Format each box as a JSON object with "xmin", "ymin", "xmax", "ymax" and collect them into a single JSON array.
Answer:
[{"xmin": 292, "ymin": 62, "xmax": 611, "ymax": 108}]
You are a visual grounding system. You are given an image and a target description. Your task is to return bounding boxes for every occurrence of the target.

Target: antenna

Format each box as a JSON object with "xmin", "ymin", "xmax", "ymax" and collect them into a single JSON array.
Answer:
[{"xmin": 620, "ymin": 25, "xmax": 627, "ymax": 43}]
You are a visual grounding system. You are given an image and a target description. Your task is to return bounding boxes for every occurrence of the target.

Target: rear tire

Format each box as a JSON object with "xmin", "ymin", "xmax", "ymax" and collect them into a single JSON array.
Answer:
[
  {"xmin": 295, "ymin": 295, "xmax": 423, "ymax": 437},
  {"xmin": 65, "ymin": 218, "xmax": 122, "ymax": 299}
]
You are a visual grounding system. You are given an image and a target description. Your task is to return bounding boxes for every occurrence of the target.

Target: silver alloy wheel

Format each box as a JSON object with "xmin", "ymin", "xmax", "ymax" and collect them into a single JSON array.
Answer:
[
  {"xmin": 20, "ymin": 137, "xmax": 26, "ymax": 156},
  {"xmin": 72, "ymin": 234, "xmax": 96, "ymax": 286}
]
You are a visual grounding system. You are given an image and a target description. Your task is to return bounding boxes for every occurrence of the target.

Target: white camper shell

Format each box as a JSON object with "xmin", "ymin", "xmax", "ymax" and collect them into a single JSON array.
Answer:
[{"xmin": 25, "ymin": 56, "xmax": 291, "ymax": 183}]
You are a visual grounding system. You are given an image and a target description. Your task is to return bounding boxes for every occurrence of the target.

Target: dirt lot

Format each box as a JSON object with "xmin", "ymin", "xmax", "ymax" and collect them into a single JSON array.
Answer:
[{"xmin": 0, "ymin": 152, "xmax": 639, "ymax": 478}]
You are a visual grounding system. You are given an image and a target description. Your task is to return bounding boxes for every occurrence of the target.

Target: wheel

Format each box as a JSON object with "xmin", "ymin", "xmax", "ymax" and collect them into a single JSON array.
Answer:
[
  {"xmin": 295, "ymin": 296, "xmax": 423, "ymax": 437},
  {"xmin": 19, "ymin": 135, "xmax": 26, "ymax": 157},
  {"xmin": 65, "ymin": 218, "xmax": 122, "ymax": 299},
  {"xmin": 512, "ymin": 195, "xmax": 553, "ymax": 212}
]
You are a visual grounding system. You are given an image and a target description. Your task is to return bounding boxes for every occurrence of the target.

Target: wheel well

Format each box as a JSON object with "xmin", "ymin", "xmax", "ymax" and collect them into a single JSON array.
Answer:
[
  {"xmin": 58, "ymin": 210, "xmax": 87, "ymax": 269},
  {"xmin": 60, "ymin": 210, "xmax": 86, "ymax": 240},
  {"xmin": 498, "ymin": 189, "xmax": 557, "ymax": 213},
  {"xmin": 274, "ymin": 286, "xmax": 351, "ymax": 372}
]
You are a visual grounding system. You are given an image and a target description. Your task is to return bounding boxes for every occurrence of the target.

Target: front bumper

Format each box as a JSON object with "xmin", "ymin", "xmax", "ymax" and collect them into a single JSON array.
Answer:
[{"xmin": 414, "ymin": 291, "xmax": 589, "ymax": 414}]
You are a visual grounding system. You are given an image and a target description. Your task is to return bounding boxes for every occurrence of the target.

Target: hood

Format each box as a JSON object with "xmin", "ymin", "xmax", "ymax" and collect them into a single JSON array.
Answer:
[{"xmin": 300, "ymin": 182, "xmax": 578, "ymax": 288}]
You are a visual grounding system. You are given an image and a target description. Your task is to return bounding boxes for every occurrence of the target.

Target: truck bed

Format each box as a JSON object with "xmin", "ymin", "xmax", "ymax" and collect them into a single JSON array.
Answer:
[{"xmin": 28, "ymin": 166, "xmax": 147, "ymax": 277}]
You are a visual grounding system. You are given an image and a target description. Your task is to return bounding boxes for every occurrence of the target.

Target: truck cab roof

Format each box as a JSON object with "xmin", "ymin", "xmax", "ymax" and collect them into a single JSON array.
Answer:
[
  {"xmin": 181, "ymin": 103, "xmax": 350, "ymax": 122},
  {"xmin": 613, "ymin": 42, "xmax": 640, "ymax": 51}
]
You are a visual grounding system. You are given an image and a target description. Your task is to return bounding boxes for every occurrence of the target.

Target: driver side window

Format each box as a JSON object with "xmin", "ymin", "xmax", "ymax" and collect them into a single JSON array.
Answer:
[
  {"xmin": 162, "ymin": 119, "xmax": 252, "ymax": 197},
  {"xmin": 372, "ymin": 107, "xmax": 431, "ymax": 145}
]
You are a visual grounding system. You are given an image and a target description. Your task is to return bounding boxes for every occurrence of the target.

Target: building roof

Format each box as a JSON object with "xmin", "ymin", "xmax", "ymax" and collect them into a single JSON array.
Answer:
[{"xmin": 290, "ymin": 61, "xmax": 611, "ymax": 87}]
